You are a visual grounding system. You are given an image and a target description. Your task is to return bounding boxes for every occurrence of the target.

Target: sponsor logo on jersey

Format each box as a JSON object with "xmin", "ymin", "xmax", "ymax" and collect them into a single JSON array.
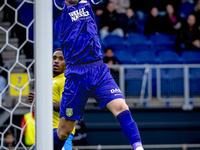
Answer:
[
  {"xmin": 66, "ymin": 108, "xmax": 73, "ymax": 117},
  {"xmin": 69, "ymin": 7, "xmax": 89, "ymax": 22},
  {"xmin": 110, "ymin": 88, "xmax": 122, "ymax": 94}
]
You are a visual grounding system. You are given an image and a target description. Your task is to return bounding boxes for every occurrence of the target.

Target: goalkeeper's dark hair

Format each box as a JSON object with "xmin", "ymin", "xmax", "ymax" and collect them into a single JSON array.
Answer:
[{"xmin": 53, "ymin": 48, "xmax": 63, "ymax": 53}]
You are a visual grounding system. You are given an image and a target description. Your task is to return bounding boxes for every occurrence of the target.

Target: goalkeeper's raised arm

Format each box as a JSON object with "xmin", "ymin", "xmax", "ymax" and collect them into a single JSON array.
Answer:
[{"xmin": 90, "ymin": 0, "xmax": 102, "ymax": 5}]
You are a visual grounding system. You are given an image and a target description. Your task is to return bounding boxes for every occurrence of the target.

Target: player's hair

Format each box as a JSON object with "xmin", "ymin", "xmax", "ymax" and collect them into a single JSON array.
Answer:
[{"xmin": 53, "ymin": 48, "xmax": 63, "ymax": 53}]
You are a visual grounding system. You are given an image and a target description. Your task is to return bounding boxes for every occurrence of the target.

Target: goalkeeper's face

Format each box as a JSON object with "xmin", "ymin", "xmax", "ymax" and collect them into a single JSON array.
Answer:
[
  {"xmin": 65, "ymin": 0, "xmax": 79, "ymax": 5},
  {"xmin": 53, "ymin": 51, "xmax": 66, "ymax": 76}
]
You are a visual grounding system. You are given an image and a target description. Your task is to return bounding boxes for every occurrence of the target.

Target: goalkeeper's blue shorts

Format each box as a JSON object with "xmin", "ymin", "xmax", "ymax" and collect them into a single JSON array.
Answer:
[{"xmin": 60, "ymin": 60, "xmax": 124, "ymax": 120}]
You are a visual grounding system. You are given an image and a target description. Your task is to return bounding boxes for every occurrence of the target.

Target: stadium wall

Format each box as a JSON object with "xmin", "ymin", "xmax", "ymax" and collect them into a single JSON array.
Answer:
[{"xmin": 83, "ymin": 107, "xmax": 200, "ymax": 145}]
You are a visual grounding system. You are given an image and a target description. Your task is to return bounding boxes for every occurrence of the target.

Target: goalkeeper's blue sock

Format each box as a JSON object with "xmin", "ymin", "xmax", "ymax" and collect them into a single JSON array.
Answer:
[
  {"xmin": 116, "ymin": 110, "xmax": 143, "ymax": 150},
  {"xmin": 54, "ymin": 129, "xmax": 66, "ymax": 150}
]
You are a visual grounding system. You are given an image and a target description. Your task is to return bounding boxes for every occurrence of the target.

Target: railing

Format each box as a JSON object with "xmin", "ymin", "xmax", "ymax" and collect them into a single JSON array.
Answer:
[
  {"xmin": 72, "ymin": 144, "xmax": 200, "ymax": 150},
  {"xmin": 1, "ymin": 144, "xmax": 200, "ymax": 150},
  {"xmin": 88, "ymin": 64, "xmax": 200, "ymax": 111}
]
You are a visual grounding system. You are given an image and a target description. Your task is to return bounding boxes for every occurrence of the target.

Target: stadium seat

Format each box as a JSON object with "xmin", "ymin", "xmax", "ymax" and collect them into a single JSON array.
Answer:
[
  {"xmin": 135, "ymin": 51, "xmax": 157, "ymax": 64},
  {"xmin": 104, "ymin": 34, "xmax": 124, "ymax": 44},
  {"xmin": 127, "ymin": 33, "xmax": 148, "ymax": 43},
  {"xmin": 177, "ymin": 1, "xmax": 195, "ymax": 19},
  {"xmin": 126, "ymin": 34, "xmax": 149, "ymax": 56},
  {"xmin": 103, "ymin": 35, "xmax": 127, "ymax": 53},
  {"xmin": 181, "ymin": 51, "xmax": 200, "ymax": 64},
  {"xmin": 149, "ymin": 34, "xmax": 175, "ymax": 56},
  {"xmin": 114, "ymin": 51, "xmax": 135, "ymax": 64},
  {"xmin": 158, "ymin": 50, "xmax": 181, "ymax": 64}
]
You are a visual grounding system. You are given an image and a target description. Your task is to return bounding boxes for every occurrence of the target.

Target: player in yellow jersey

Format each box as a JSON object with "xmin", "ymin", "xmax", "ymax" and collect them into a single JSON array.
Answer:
[{"xmin": 29, "ymin": 48, "xmax": 75, "ymax": 150}]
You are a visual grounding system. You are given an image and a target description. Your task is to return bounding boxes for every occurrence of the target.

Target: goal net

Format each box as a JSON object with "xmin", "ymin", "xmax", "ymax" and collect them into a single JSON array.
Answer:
[{"xmin": 0, "ymin": 0, "xmax": 53, "ymax": 149}]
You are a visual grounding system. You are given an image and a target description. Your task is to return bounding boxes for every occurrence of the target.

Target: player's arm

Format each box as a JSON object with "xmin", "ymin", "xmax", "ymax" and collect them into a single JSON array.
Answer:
[
  {"xmin": 53, "ymin": 0, "xmax": 65, "ymax": 20},
  {"xmin": 90, "ymin": 0, "xmax": 102, "ymax": 5},
  {"xmin": 29, "ymin": 92, "xmax": 61, "ymax": 112}
]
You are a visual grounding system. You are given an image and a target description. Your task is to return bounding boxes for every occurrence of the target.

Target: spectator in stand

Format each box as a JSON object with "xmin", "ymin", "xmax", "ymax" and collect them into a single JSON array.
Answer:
[
  {"xmin": 121, "ymin": 8, "xmax": 139, "ymax": 36},
  {"xmin": 178, "ymin": 14, "xmax": 200, "ymax": 51},
  {"xmin": 161, "ymin": 4, "xmax": 182, "ymax": 35},
  {"xmin": 4, "ymin": 130, "xmax": 15, "ymax": 149},
  {"xmin": 99, "ymin": 1, "xmax": 124, "ymax": 40},
  {"xmin": 110, "ymin": 0, "xmax": 131, "ymax": 15},
  {"xmin": 103, "ymin": 47, "xmax": 121, "ymax": 85},
  {"xmin": 103, "ymin": 47, "xmax": 121, "ymax": 66},
  {"xmin": 0, "ymin": 54, "xmax": 7, "ymax": 106},
  {"xmin": 144, "ymin": 7, "xmax": 162, "ymax": 38},
  {"xmin": 191, "ymin": 0, "xmax": 200, "ymax": 28}
]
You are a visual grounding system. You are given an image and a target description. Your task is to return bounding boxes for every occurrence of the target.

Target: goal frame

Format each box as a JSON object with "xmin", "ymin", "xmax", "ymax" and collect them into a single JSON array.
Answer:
[{"xmin": 35, "ymin": 0, "xmax": 53, "ymax": 149}]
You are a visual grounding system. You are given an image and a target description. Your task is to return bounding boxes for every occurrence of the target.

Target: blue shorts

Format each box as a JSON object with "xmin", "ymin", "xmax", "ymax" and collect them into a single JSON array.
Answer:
[{"xmin": 60, "ymin": 60, "xmax": 124, "ymax": 120}]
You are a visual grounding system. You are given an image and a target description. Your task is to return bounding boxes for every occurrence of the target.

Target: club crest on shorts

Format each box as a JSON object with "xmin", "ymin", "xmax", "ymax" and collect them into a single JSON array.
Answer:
[{"xmin": 66, "ymin": 108, "xmax": 73, "ymax": 117}]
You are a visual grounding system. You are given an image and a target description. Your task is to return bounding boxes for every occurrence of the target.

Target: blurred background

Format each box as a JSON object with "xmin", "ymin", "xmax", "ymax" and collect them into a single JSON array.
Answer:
[{"xmin": 0, "ymin": 0, "xmax": 200, "ymax": 149}]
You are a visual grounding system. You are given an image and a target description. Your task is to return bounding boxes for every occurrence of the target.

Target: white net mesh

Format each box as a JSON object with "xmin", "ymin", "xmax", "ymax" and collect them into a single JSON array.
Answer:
[{"xmin": 0, "ymin": 0, "xmax": 35, "ymax": 149}]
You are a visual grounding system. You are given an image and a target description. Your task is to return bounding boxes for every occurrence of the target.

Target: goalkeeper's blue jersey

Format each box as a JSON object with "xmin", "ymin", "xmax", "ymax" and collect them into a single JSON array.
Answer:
[{"xmin": 53, "ymin": 0, "xmax": 102, "ymax": 67}]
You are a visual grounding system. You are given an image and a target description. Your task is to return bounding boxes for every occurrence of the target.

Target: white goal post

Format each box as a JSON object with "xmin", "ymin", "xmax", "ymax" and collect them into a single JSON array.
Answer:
[{"xmin": 35, "ymin": 0, "xmax": 53, "ymax": 149}]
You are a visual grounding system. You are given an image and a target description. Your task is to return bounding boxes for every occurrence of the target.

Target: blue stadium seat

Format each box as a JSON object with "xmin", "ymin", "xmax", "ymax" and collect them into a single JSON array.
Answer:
[
  {"xmin": 181, "ymin": 51, "xmax": 200, "ymax": 64},
  {"xmin": 103, "ymin": 35, "xmax": 127, "ymax": 53},
  {"xmin": 150, "ymin": 33, "xmax": 172, "ymax": 42},
  {"xmin": 158, "ymin": 50, "xmax": 181, "ymax": 64},
  {"xmin": 135, "ymin": 51, "xmax": 157, "ymax": 64},
  {"xmin": 177, "ymin": 1, "xmax": 195, "ymax": 19},
  {"xmin": 127, "ymin": 33, "xmax": 148, "ymax": 43},
  {"xmin": 104, "ymin": 34, "xmax": 124, "ymax": 44},
  {"xmin": 126, "ymin": 34, "xmax": 149, "ymax": 56},
  {"xmin": 114, "ymin": 51, "xmax": 135, "ymax": 64},
  {"xmin": 150, "ymin": 34, "xmax": 175, "ymax": 56}
]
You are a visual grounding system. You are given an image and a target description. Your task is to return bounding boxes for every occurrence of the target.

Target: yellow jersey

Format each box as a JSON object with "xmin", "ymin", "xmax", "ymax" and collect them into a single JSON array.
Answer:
[{"xmin": 53, "ymin": 73, "xmax": 75, "ymax": 134}]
